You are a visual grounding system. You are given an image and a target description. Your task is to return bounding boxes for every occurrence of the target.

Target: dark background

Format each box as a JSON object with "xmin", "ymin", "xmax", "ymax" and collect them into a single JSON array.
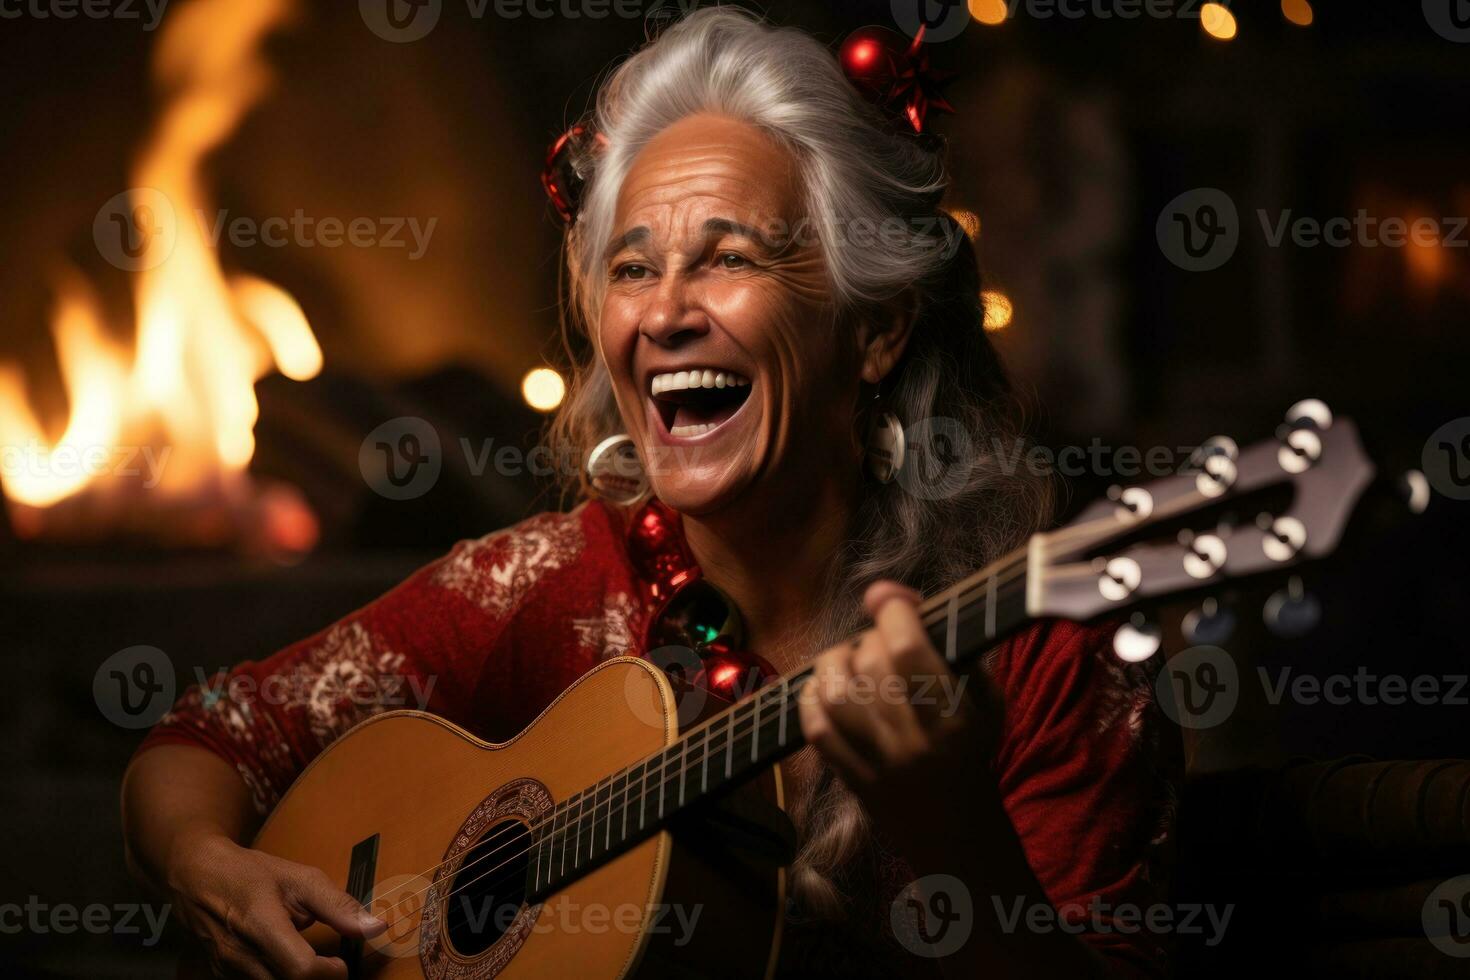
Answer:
[{"xmin": 1, "ymin": 1, "xmax": 1467, "ymax": 975}]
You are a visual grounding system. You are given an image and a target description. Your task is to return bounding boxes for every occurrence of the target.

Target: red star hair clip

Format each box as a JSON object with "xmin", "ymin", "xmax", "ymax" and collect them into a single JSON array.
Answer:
[
  {"xmin": 838, "ymin": 24, "xmax": 955, "ymax": 136},
  {"xmin": 541, "ymin": 123, "xmax": 606, "ymax": 225}
]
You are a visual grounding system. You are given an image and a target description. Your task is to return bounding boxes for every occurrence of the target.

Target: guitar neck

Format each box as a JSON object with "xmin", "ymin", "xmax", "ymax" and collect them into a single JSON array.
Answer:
[{"xmin": 526, "ymin": 547, "xmax": 1033, "ymax": 900}]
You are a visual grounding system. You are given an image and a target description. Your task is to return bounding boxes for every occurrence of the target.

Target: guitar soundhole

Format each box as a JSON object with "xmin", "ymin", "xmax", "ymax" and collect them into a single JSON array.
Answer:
[{"xmin": 443, "ymin": 819, "xmax": 531, "ymax": 958}]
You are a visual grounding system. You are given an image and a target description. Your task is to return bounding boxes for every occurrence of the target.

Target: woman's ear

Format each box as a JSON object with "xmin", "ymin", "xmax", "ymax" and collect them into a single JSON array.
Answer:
[{"xmin": 857, "ymin": 289, "xmax": 918, "ymax": 385}]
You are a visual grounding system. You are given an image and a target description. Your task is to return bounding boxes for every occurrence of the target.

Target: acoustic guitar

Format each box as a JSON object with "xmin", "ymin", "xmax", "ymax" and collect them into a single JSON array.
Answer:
[{"xmin": 188, "ymin": 401, "xmax": 1416, "ymax": 978}]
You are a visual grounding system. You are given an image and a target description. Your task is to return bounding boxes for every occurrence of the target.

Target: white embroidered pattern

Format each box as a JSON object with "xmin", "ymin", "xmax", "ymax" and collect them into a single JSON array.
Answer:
[
  {"xmin": 290, "ymin": 620, "xmax": 410, "ymax": 744},
  {"xmin": 572, "ymin": 591, "xmax": 642, "ymax": 659},
  {"xmin": 432, "ymin": 511, "xmax": 586, "ymax": 619}
]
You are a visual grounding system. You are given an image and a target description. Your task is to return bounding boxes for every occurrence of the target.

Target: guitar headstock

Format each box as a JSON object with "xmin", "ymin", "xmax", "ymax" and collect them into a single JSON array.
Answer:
[{"xmin": 1026, "ymin": 401, "xmax": 1394, "ymax": 642}]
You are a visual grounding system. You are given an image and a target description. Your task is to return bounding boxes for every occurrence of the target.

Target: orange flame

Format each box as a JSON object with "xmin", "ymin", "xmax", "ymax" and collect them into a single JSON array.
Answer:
[{"xmin": 0, "ymin": 0, "xmax": 319, "ymax": 530}]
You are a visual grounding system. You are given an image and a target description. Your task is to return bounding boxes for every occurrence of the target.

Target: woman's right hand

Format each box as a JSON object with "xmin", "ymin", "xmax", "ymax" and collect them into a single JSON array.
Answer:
[{"xmin": 167, "ymin": 832, "xmax": 385, "ymax": 979}]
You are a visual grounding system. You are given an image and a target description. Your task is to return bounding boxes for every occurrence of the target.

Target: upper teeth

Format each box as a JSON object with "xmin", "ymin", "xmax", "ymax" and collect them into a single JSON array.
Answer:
[{"xmin": 650, "ymin": 370, "xmax": 750, "ymax": 396}]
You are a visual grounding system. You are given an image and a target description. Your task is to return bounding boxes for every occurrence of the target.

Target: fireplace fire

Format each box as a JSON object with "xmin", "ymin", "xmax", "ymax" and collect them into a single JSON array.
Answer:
[{"xmin": 0, "ymin": 0, "xmax": 320, "ymax": 555}]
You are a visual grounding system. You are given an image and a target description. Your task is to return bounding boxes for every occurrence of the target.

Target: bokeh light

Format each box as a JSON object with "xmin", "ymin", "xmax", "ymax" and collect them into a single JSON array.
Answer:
[{"xmin": 521, "ymin": 367, "xmax": 566, "ymax": 412}]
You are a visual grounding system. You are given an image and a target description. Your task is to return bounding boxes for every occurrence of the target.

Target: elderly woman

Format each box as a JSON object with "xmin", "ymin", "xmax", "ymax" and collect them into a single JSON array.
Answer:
[{"xmin": 122, "ymin": 8, "xmax": 1172, "ymax": 979}]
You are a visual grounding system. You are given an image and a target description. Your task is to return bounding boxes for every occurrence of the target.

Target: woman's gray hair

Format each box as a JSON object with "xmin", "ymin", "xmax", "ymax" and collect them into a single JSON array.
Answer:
[
  {"xmin": 555, "ymin": 5, "xmax": 1052, "ymax": 628},
  {"xmin": 555, "ymin": 6, "xmax": 1050, "ymax": 620},
  {"xmin": 549, "ymin": 5, "xmax": 1051, "ymax": 927}
]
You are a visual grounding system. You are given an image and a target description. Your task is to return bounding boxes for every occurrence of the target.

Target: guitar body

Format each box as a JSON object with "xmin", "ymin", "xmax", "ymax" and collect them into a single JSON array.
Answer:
[{"xmin": 203, "ymin": 658, "xmax": 786, "ymax": 979}]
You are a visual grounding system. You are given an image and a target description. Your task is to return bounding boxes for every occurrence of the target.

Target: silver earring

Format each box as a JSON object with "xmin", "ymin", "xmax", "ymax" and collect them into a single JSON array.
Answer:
[
  {"xmin": 585, "ymin": 434, "xmax": 650, "ymax": 506},
  {"xmin": 866, "ymin": 410, "xmax": 906, "ymax": 484}
]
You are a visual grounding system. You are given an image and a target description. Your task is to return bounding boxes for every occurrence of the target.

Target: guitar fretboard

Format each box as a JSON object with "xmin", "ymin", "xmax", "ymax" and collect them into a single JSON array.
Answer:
[{"xmin": 526, "ymin": 551, "xmax": 1031, "ymax": 900}]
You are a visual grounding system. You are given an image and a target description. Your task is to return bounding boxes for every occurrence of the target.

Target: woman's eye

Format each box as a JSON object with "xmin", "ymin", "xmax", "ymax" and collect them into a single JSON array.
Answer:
[
  {"xmin": 615, "ymin": 264, "xmax": 649, "ymax": 281},
  {"xmin": 718, "ymin": 252, "xmax": 747, "ymax": 270}
]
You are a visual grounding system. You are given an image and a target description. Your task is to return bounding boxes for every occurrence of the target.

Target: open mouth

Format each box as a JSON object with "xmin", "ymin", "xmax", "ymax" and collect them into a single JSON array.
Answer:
[{"xmin": 649, "ymin": 369, "xmax": 753, "ymax": 438}]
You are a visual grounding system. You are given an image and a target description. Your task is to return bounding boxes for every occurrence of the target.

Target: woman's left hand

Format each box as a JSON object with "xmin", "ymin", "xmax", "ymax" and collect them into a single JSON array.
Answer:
[{"xmin": 798, "ymin": 580, "xmax": 1002, "ymax": 858}]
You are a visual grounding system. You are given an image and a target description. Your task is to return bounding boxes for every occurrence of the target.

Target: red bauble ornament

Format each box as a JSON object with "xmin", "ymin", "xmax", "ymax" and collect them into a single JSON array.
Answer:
[
  {"xmin": 839, "ymin": 26, "xmax": 908, "ymax": 101},
  {"xmin": 697, "ymin": 646, "xmax": 776, "ymax": 704},
  {"xmin": 628, "ymin": 500, "xmax": 696, "ymax": 599},
  {"xmin": 838, "ymin": 25, "xmax": 955, "ymax": 135}
]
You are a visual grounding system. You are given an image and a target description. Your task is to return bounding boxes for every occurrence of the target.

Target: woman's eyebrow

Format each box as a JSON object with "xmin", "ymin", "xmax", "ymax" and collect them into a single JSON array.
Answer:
[
  {"xmin": 605, "ymin": 226, "xmax": 652, "ymax": 255},
  {"xmin": 702, "ymin": 217, "xmax": 765, "ymax": 240}
]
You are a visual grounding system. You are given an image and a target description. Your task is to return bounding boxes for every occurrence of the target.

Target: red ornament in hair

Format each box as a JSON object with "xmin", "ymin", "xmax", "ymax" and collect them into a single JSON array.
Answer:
[
  {"xmin": 541, "ymin": 123, "xmax": 605, "ymax": 225},
  {"xmin": 838, "ymin": 25, "xmax": 955, "ymax": 135}
]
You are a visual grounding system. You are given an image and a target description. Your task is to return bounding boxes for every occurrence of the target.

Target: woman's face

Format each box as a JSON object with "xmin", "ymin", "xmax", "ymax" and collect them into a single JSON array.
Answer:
[{"xmin": 597, "ymin": 113, "xmax": 873, "ymax": 517}]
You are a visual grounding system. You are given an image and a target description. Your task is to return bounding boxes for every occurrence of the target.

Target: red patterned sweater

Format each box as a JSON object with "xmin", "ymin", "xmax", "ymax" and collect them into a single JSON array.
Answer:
[{"xmin": 137, "ymin": 500, "xmax": 1176, "ymax": 978}]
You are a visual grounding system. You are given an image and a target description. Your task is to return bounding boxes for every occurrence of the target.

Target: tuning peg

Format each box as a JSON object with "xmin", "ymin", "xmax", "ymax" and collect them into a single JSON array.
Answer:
[
  {"xmin": 1263, "ymin": 575, "xmax": 1321, "ymax": 638},
  {"xmin": 1400, "ymin": 470, "xmax": 1431, "ymax": 515},
  {"xmin": 1107, "ymin": 484, "xmax": 1154, "ymax": 521},
  {"xmin": 1190, "ymin": 437, "xmax": 1239, "ymax": 498},
  {"xmin": 1113, "ymin": 613, "xmax": 1162, "ymax": 663},
  {"xmin": 1257, "ymin": 513, "xmax": 1307, "ymax": 563},
  {"xmin": 1284, "ymin": 398, "xmax": 1333, "ymax": 431},
  {"xmin": 1276, "ymin": 425, "xmax": 1323, "ymax": 474},
  {"xmin": 1183, "ymin": 596, "xmax": 1236, "ymax": 646}
]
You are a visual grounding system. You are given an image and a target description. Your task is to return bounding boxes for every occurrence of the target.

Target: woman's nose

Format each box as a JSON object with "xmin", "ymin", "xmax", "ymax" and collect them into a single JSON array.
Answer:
[{"xmin": 639, "ymin": 277, "xmax": 710, "ymax": 348}]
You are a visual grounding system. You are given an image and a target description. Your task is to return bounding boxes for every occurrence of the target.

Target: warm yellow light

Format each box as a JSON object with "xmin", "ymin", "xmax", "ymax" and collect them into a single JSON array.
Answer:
[
  {"xmin": 981, "ymin": 290, "xmax": 1013, "ymax": 331},
  {"xmin": 969, "ymin": 0, "xmax": 1007, "ymax": 26},
  {"xmin": 946, "ymin": 207, "xmax": 982, "ymax": 240},
  {"xmin": 1280, "ymin": 0, "xmax": 1312, "ymax": 27},
  {"xmin": 521, "ymin": 367, "xmax": 566, "ymax": 412},
  {"xmin": 1201, "ymin": 3, "xmax": 1238, "ymax": 40}
]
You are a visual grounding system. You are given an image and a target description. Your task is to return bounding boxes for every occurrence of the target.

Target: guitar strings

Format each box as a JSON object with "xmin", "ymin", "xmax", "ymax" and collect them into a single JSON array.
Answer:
[
  {"xmin": 363, "ymin": 479, "xmax": 1202, "ymax": 931},
  {"xmin": 411, "ymin": 486, "xmax": 1232, "ymax": 942},
  {"xmin": 371, "ymin": 688, "xmax": 807, "ymax": 935},
  {"xmin": 361, "ymin": 550, "xmax": 1034, "ymax": 916},
  {"xmin": 428, "ymin": 698, "xmax": 808, "ymax": 944},
  {"xmin": 369, "ymin": 572, "xmax": 1036, "ymax": 938},
  {"xmin": 361, "ymin": 557, "xmax": 1035, "ymax": 925},
  {"xmin": 383, "ymin": 695, "xmax": 811, "ymax": 948}
]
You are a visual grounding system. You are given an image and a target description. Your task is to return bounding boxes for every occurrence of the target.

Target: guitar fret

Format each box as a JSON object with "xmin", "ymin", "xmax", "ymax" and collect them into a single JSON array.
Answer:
[
  {"xmin": 750, "ymin": 698, "xmax": 761, "ymax": 762},
  {"xmin": 556, "ymin": 799, "xmax": 569, "ymax": 877},
  {"xmin": 639, "ymin": 765, "xmax": 648, "ymax": 830},
  {"xmin": 701, "ymin": 725, "xmax": 710, "ymax": 791},
  {"xmin": 574, "ymin": 792, "xmax": 585, "ymax": 869},
  {"xmin": 602, "ymin": 776, "xmax": 613, "ymax": 852},
  {"xmin": 533, "ymin": 818, "xmax": 544, "ymax": 893},
  {"xmin": 622, "ymin": 763, "xmax": 634, "ymax": 841},
  {"xmin": 677, "ymin": 741, "xmax": 688, "ymax": 807},
  {"xmin": 725, "ymin": 713, "xmax": 734, "ymax": 778}
]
